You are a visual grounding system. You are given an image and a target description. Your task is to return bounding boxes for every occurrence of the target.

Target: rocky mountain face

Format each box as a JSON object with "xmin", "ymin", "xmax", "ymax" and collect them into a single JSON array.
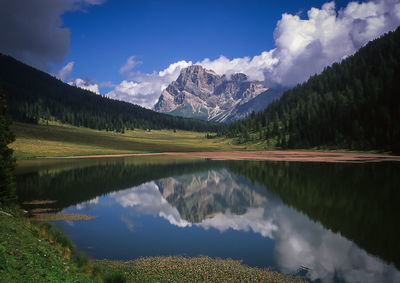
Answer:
[
  {"xmin": 153, "ymin": 65, "xmax": 282, "ymax": 123},
  {"xmin": 155, "ymin": 169, "xmax": 268, "ymax": 223}
]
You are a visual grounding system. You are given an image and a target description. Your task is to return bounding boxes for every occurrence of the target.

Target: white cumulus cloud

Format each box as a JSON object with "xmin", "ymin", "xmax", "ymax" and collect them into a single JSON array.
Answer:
[
  {"xmin": 198, "ymin": 208, "xmax": 278, "ymax": 238},
  {"xmin": 57, "ymin": 61, "xmax": 75, "ymax": 81},
  {"xmin": 68, "ymin": 78, "xmax": 100, "ymax": 94},
  {"xmin": 265, "ymin": 0, "xmax": 400, "ymax": 86},
  {"xmin": 108, "ymin": 0, "xmax": 400, "ymax": 109},
  {"xmin": 111, "ymin": 182, "xmax": 191, "ymax": 228},
  {"xmin": 107, "ymin": 60, "xmax": 192, "ymax": 108},
  {"xmin": 198, "ymin": 50, "xmax": 278, "ymax": 81},
  {"xmin": 57, "ymin": 60, "xmax": 101, "ymax": 94}
]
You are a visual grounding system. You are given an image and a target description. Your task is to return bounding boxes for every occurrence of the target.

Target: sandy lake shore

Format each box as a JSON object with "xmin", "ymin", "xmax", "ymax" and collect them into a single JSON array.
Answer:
[{"xmin": 43, "ymin": 150, "xmax": 400, "ymax": 163}]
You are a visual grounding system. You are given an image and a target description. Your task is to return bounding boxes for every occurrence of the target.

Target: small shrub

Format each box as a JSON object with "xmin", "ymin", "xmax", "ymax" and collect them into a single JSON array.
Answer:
[
  {"xmin": 30, "ymin": 225, "xmax": 39, "ymax": 235},
  {"xmin": 0, "ymin": 244, "xmax": 6, "ymax": 254},
  {"xmin": 75, "ymin": 252, "xmax": 89, "ymax": 268},
  {"xmin": 37, "ymin": 245, "xmax": 47, "ymax": 255},
  {"xmin": 38, "ymin": 222, "xmax": 75, "ymax": 252},
  {"xmin": 92, "ymin": 264, "xmax": 103, "ymax": 278},
  {"xmin": 103, "ymin": 271, "xmax": 126, "ymax": 283}
]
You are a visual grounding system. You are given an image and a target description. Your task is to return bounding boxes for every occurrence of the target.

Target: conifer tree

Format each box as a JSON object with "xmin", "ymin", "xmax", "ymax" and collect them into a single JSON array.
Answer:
[{"xmin": 0, "ymin": 89, "xmax": 16, "ymax": 205}]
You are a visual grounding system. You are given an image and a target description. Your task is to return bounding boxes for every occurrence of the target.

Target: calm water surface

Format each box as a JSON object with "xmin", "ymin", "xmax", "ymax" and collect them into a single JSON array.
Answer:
[{"xmin": 16, "ymin": 157, "xmax": 400, "ymax": 283}]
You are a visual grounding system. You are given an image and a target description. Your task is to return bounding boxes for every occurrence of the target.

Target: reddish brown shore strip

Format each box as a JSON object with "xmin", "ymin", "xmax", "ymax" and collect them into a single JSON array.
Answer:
[{"xmin": 42, "ymin": 151, "xmax": 400, "ymax": 163}]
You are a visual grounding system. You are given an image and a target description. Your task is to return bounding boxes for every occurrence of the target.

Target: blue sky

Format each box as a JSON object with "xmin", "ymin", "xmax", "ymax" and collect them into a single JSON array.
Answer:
[
  {"xmin": 1, "ymin": 0, "xmax": 400, "ymax": 108},
  {"xmin": 61, "ymin": 0, "xmax": 352, "ymax": 84}
]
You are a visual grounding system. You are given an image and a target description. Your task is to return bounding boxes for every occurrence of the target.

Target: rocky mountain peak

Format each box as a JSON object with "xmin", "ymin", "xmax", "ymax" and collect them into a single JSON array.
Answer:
[
  {"xmin": 179, "ymin": 65, "xmax": 217, "ymax": 78},
  {"xmin": 154, "ymin": 65, "xmax": 281, "ymax": 122},
  {"xmin": 175, "ymin": 65, "xmax": 220, "ymax": 93},
  {"xmin": 230, "ymin": 73, "xmax": 248, "ymax": 82}
]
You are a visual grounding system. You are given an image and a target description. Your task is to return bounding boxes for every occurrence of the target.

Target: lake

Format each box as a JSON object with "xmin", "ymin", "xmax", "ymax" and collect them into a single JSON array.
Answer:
[{"xmin": 15, "ymin": 156, "xmax": 400, "ymax": 283}]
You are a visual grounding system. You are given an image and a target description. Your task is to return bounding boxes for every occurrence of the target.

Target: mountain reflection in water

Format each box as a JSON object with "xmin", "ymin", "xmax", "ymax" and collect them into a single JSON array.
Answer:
[{"xmin": 16, "ymin": 158, "xmax": 400, "ymax": 283}]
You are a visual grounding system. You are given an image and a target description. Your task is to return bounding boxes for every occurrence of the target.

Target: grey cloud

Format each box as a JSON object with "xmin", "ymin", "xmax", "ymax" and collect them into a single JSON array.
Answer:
[{"xmin": 0, "ymin": 0, "xmax": 105, "ymax": 72}]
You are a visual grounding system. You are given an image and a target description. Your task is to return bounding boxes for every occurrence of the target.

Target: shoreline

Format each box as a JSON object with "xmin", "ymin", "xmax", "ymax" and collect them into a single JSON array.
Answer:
[
  {"xmin": 1, "ymin": 208, "xmax": 306, "ymax": 282},
  {"xmin": 41, "ymin": 150, "xmax": 400, "ymax": 163}
]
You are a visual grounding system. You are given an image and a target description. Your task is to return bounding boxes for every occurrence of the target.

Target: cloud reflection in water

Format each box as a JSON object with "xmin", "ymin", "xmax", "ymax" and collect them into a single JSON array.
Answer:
[{"xmin": 75, "ymin": 169, "xmax": 400, "ymax": 283}]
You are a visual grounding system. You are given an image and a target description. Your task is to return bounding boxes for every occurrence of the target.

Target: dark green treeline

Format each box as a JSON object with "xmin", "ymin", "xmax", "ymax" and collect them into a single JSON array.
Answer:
[
  {"xmin": 225, "ymin": 27, "xmax": 400, "ymax": 152},
  {"xmin": 0, "ymin": 54, "xmax": 224, "ymax": 133},
  {"xmin": 16, "ymin": 159, "xmax": 224, "ymax": 212}
]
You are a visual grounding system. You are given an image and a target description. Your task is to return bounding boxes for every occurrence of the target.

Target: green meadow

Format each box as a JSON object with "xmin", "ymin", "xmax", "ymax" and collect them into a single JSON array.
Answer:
[
  {"xmin": 10, "ymin": 121, "xmax": 242, "ymax": 159},
  {"xmin": 11, "ymin": 121, "xmax": 377, "ymax": 160}
]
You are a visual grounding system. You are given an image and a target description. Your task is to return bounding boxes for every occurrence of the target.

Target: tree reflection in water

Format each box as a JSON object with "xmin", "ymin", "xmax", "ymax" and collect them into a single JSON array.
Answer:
[{"xmin": 16, "ymin": 158, "xmax": 400, "ymax": 282}]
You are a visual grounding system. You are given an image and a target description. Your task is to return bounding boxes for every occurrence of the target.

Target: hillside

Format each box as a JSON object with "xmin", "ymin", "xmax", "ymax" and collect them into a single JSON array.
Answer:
[
  {"xmin": 154, "ymin": 65, "xmax": 283, "ymax": 123},
  {"xmin": 0, "ymin": 54, "xmax": 223, "ymax": 133},
  {"xmin": 225, "ymin": 27, "xmax": 400, "ymax": 153}
]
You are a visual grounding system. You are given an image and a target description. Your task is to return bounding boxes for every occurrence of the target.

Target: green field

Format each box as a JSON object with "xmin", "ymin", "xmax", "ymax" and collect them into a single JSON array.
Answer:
[
  {"xmin": 10, "ymin": 122, "xmax": 243, "ymax": 159},
  {"xmin": 10, "ymin": 121, "xmax": 386, "ymax": 161}
]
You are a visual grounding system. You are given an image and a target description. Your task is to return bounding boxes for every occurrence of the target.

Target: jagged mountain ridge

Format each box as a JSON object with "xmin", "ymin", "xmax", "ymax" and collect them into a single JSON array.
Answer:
[{"xmin": 154, "ymin": 65, "xmax": 282, "ymax": 123}]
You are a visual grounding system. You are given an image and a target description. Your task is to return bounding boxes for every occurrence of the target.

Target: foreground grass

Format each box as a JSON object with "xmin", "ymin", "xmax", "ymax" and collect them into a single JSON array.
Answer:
[
  {"xmin": 10, "ymin": 122, "xmax": 241, "ymax": 159},
  {"xmin": 0, "ymin": 208, "xmax": 306, "ymax": 282},
  {"xmin": 0, "ymin": 209, "xmax": 92, "ymax": 282},
  {"xmin": 95, "ymin": 256, "xmax": 306, "ymax": 283}
]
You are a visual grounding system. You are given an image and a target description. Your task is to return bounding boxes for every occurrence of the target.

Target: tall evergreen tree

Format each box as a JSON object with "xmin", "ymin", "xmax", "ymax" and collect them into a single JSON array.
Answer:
[{"xmin": 0, "ymin": 88, "xmax": 16, "ymax": 206}]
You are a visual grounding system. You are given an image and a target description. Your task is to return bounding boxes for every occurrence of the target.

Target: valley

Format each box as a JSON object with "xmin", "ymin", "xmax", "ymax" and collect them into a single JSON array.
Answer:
[
  {"xmin": 9, "ymin": 121, "xmax": 239, "ymax": 159},
  {"xmin": 1, "ymin": 1, "xmax": 400, "ymax": 282}
]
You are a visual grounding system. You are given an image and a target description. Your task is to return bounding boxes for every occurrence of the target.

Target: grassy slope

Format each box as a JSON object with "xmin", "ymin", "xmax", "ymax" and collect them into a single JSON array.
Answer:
[
  {"xmin": 0, "ymin": 210, "xmax": 305, "ymax": 282},
  {"xmin": 10, "ymin": 121, "xmax": 242, "ymax": 159},
  {"xmin": 0, "ymin": 211, "xmax": 92, "ymax": 282}
]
